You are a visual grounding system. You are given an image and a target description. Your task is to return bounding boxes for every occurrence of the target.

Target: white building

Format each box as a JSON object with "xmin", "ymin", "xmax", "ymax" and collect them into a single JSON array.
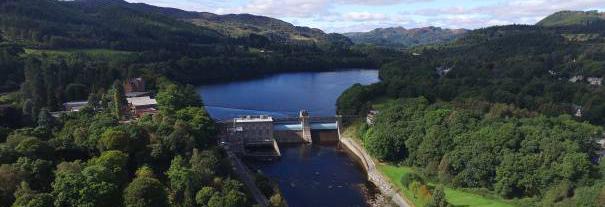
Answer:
[
  {"xmin": 587, "ymin": 77, "xmax": 603, "ymax": 86},
  {"xmin": 569, "ymin": 75, "xmax": 584, "ymax": 83},
  {"xmin": 233, "ymin": 115, "xmax": 274, "ymax": 144},
  {"xmin": 366, "ymin": 110, "xmax": 379, "ymax": 125},
  {"xmin": 63, "ymin": 101, "xmax": 89, "ymax": 112}
]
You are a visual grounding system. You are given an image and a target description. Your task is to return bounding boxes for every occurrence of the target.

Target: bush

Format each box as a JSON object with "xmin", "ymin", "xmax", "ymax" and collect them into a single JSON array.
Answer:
[
  {"xmin": 400, "ymin": 172, "xmax": 426, "ymax": 189},
  {"xmin": 195, "ymin": 187, "xmax": 216, "ymax": 205}
]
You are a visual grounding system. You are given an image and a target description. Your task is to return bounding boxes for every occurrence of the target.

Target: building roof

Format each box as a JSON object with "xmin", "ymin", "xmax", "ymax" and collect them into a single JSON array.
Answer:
[
  {"xmin": 125, "ymin": 91, "xmax": 151, "ymax": 98},
  {"xmin": 234, "ymin": 115, "xmax": 273, "ymax": 123},
  {"xmin": 63, "ymin": 101, "xmax": 88, "ymax": 107},
  {"xmin": 127, "ymin": 96, "xmax": 157, "ymax": 107},
  {"xmin": 63, "ymin": 101, "xmax": 89, "ymax": 112}
]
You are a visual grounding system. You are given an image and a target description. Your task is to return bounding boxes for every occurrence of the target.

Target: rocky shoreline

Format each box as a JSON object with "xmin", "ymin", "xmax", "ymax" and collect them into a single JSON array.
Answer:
[{"xmin": 339, "ymin": 137, "xmax": 412, "ymax": 207}]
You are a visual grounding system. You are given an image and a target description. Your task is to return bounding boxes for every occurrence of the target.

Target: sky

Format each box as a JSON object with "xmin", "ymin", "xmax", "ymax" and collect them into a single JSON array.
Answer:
[{"xmin": 125, "ymin": 0, "xmax": 605, "ymax": 33}]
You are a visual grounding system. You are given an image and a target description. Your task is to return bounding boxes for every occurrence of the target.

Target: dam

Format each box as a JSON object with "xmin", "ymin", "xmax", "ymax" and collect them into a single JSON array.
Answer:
[{"xmin": 218, "ymin": 110, "xmax": 348, "ymax": 158}]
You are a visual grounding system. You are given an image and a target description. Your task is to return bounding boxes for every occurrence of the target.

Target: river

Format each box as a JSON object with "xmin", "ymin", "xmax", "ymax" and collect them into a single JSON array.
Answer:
[{"xmin": 197, "ymin": 69, "xmax": 380, "ymax": 207}]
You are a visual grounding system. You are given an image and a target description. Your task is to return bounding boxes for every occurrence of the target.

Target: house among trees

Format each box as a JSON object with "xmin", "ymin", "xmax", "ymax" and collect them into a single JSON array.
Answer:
[
  {"xmin": 121, "ymin": 77, "xmax": 158, "ymax": 118},
  {"xmin": 124, "ymin": 77, "xmax": 151, "ymax": 98},
  {"xmin": 572, "ymin": 104, "xmax": 583, "ymax": 117},
  {"xmin": 569, "ymin": 75, "xmax": 584, "ymax": 83},
  {"xmin": 126, "ymin": 96, "xmax": 158, "ymax": 118},
  {"xmin": 366, "ymin": 110, "xmax": 379, "ymax": 125},
  {"xmin": 63, "ymin": 101, "xmax": 89, "ymax": 112},
  {"xmin": 587, "ymin": 77, "xmax": 602, "ymax": 86},
  {"xmin": 436, "ymin": 66, "xmax": 453, "ymax": 77}
]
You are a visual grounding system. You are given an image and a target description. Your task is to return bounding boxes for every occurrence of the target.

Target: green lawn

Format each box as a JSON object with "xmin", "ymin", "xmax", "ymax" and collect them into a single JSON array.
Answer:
[{"xmin": 377, "ymin": 164, "xmax": 515, "ymax": 207}]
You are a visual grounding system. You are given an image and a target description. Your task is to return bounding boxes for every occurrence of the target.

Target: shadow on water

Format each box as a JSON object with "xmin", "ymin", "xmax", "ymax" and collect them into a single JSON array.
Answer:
[{"xmin": 247, "ymin": 141, "xmax": 380, "ymax": 207}]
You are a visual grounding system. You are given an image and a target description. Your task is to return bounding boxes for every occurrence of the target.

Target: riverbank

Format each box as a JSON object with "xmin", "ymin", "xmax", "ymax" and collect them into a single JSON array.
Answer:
[
  {"xmin": 339, "ymin": 136, "xmax": 412, "ymax": 207},
  {"xmin": 340, "ymin": 122, "xmax": 516, "ymax": 207}
]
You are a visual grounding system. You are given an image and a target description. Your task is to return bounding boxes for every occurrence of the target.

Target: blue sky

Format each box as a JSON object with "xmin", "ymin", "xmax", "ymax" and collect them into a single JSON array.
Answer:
[{"xmin": 126, "ymin": 0, "xmax": 605, "ymax": 33}]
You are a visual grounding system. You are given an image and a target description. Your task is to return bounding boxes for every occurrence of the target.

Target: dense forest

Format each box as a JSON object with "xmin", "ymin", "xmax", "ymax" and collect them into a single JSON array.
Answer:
[
  {"xmin": 0, "ymin": 0, "xmax": 380, "ymax": 92},
  {"xmin": 2, "ymin": 0, "xmax": 605, "ymax": 206},
  {"xmin": 337, "ymin": 12, "xmax": 605, "ymax": 207},
  {"xmin": 1, "ymin": 75, "xmax": 290, "ymax": 206}
]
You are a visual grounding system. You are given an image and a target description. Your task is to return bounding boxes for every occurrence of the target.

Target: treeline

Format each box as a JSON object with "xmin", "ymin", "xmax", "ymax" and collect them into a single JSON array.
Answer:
[
  {"xmin": 0, "ymin": 0, "xmax": 222, "ymax": 51},
  {"xmin": 0, "ymin": 0, "xmax": 383, "ymax": 95},
  {"xmin": 336, "ymin": 23, "xmax": 605, "ymax": 206},
  {"xmin": 339, "ymin": 24, "xmax": 605, "ymax": 125},
  {"xmin": 0, "ymin": 41, "xmax": 24, "ymax": 92},
  {"xmin": 358, "ymin": 98, "xmax": 604, "ymax": 206},
  {"xmin": 0, "ymin": 78, "xmax": 280, "ymax": 207}
]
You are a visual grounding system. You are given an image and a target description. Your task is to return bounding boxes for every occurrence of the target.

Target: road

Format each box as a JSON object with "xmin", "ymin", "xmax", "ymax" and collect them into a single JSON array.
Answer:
[{"xmin": 224, "ymin": 145, "xmax": 270, "ymax": 207}]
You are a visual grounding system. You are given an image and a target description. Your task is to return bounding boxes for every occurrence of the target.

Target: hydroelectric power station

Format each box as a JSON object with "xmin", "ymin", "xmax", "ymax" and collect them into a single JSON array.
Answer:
[{"xmin": 218, "ymin": 110, "xmax": 345, "ymax": 158}]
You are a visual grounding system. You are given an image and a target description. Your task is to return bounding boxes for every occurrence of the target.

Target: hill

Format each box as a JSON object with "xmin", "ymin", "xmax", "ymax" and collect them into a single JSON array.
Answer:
[
  {"xmin": 537, "ymin": 10, "xmax": 605, "ymax": 27},
  {"xmin": 0, "ymin": 0, "xmax": 373, "ymax": 89},
  {"xmin": 71, "ymin": 0, "xmax": 352, "ymax": 48},
  {"xmin": 105, "ymin": 0, "xmax": 351, "ymax": 46},
  {"xmin": 0, "ymin": 0, "xmax": 351, "ymax": 51},
  {"xmin": 338, "ymin": 11, "xmax": 605, "ymax": 207},
  {"xmin": 343, "ymin": 26, "xmax": 468, "ymax": 48},
  {"xmin": 0, "ymin": 0, "xmax": 224, "ymax": 50}
]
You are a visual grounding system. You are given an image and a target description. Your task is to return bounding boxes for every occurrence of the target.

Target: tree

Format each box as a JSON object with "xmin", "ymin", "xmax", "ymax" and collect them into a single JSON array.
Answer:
[
  {"xmin": 156, "ymin": 83, "xmax": 202, "ymax": 113},
  {"xmin": 11, "ymin": 193, "xmax": 52, "ymax": 207},
  {"xmin": 222, "ymin": 179, "xmax": 244, "ymax": 194},
  {"xmin": 269, "ymin": 194, "xmax": 287, "ymax": 207},
  {"xmin": 400, "ymin": 172, "xmax": 425, "ymax": 189},
  {"xmin": 14, "ymin": 137, "xmax": 53, "ymax": 160},
  {"xmin": 426, "ymin": 186, "xmax": 449, "ymax": 207},
  {"xmin": 123, "ymin": 177, "xmax": 169, "ymax": 207},
  {"xmin": 111, "ymin": 80, "xmax": 127, "ymax": 119},
  {"xmin": 11, "ymin": 182, "xmax": 53, "ymax": 207},
  {"xmin": 12, "ymin": 157, "xmax": 53, "ymax": 191},
  {"xmin": 135, "ymin": 166, "xmax": 155, "ymax": 178},
  {"xmin": 52, "ymin": 165, "xmax": 119, "ymax": 207},
  {"xmin": 87, "ymin": 92, "xmax": 100, "ymax": 111},
  {"xmin": 195, "ymin": 186, "xmax": 216, "ymax": 206},
  {"xmin": 166, "ymin": 156, "xmax": 197, "ymax": 206},
  {"xmin": 190, "ymin": 149, "xmax": 219, "ymax": 184},
  {"xmin": 207, "ymin": 193, "xmax": 224, "ymax": 207},
  {"xmin": 36, "ymin": 108, "xmax": 53, "ymax": 130},
  {"xmin": 364, "ymin": 123, "xmax": 407, "ymax": 161},
  {"xmin": 224, "ymin": 190, "xmax": 247, "ymax": 207},
  {"xmin": 176, "ymin": 107, "xmax": 215, "ymax": 148},
  {"xmin": 98, "ymin": 128, "xmax": 129, "ymax": 152},
  {"xmin": 88, "ymin": 150, "xmax": 128, "ymax": 184},
  {"xmin": 64, "ymin": 83, "xmax": 88, "ymax": 101},
  {"xmin": 0, "ymin": 164, "xmax": 22, "ymax": 207}
]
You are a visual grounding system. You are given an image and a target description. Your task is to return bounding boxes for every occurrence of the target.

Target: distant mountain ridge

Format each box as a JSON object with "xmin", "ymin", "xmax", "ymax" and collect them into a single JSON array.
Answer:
[
  {"xmin": 0, "ymin": 0, "xmax": 350, "ymax": 50},
  {"xmin": 343, "ymin": 26, "xmax": 468, "ymax": 48},
  {"xmin": 537, "ymin": 10, "xmax": 605, "ymax": 27},
  {"xmin": 71, "ymin": 0, "xmax": 351, "ymax": 47}
]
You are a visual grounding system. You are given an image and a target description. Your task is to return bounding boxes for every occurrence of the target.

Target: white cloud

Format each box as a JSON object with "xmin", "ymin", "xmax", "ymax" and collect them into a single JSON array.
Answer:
[
  {"xmin": 127, "ymin": 0, "xmax": 605, "ymax": 33},
  {"xmin": 341, "ymin": 12, "xmax": 389, "ymax": 21},
  {"xmin": 409, "ymin": 0, "xmax": 605, "ymax": 29}
]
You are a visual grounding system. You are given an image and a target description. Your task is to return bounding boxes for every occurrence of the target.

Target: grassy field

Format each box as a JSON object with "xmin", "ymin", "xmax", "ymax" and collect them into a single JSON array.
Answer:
[{"xmin": 377, "ymin": 164, "xmax": 515, "ymax": 207}]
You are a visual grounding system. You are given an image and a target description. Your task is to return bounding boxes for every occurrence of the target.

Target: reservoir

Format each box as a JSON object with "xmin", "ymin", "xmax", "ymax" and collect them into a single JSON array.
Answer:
[{"xmin": 198, "ymin": 69, "xmax": 380, "ymax": 207}]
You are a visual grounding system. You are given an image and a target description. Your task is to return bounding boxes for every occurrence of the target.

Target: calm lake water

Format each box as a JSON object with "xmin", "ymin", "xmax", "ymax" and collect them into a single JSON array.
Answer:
[
  {"xmin": 197, "ymin": 69, "xmax": 380, "ymax": 207},
  {"xmin": 198, "ymin": 69, "xmax": 379, "ymax": 120}
]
